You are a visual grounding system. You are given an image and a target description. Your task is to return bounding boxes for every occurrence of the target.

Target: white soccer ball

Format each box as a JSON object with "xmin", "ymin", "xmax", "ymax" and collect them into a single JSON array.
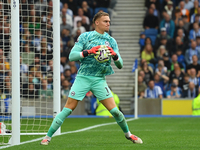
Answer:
[{"xmin": 94, "ymin": 45, "xmax": 110, "ymax": 63}]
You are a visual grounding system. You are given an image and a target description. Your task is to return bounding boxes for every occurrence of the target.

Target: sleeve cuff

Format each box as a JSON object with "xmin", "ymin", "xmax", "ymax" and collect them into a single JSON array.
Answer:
[{"xmin": 80, "ymin": 52, "xmax": 84, "ymax": 58}]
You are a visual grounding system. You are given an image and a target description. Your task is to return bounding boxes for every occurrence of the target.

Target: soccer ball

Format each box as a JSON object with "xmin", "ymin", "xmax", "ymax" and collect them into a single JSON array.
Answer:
[{"xmin": 94, "ymin": 45, "xmax": 110, "ymax": 63}]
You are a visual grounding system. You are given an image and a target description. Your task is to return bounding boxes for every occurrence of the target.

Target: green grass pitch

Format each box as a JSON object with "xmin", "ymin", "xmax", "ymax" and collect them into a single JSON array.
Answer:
[{"xmin": 1, "ymin": 117, "xmax": 200, "ymax": 150}]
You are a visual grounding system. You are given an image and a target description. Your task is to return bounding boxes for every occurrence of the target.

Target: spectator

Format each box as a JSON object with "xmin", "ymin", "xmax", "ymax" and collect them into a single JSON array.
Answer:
[
  {"xmin": 155, "ymin": 59, "xmax": 169, "ymax": 83},
  {"xmin": 176, "ymin": 49, "xmax": 186, "ymax": 70},
  {"xmin": 164, "ymin": 1, "xmax": 175, "ymax": 20},
  {"xmin": 81, "ymin": 16, "xmax": 91, "ymax": 31},
  {"xmin": 190, "ymin": 0, "xmax": 199, "ymax": 18},
  {"xmin": 32, "ymin": 71, "xmax": 42, "ymax": 89},
  {"xmin": 139, "ymin": 32, "xmax": 146, "ymax": 51},
  {"xmin": 74, "ymin": 29, "xmax": 81, "ymax": 42},
  {"xmin": 190, "ymin": 7, "xmax": 200, "ymax": 24},
  {"xmin": 182, "ymin": 15, "xmax": 190, "ymax": 32},
  {"xmin": 156, "ymin": 35, "xmax": 172, "ymax": 53},
  {"xmin": 72, "ymin": 21, "xmax": 86, "ymax": 36},
  {"xmin": 143, "ymin": 7, "xmax": 159, "ymax": 29},
  {"xmin": 21, "ymin": 43, "xmax": 35, "ymax": 66},
  {"xmin": 145, "ymin": 0, "xmax": 160, "ymax": 10},
  {"xmin": 145, "ymin": 3, "xmax": 160, "ymax": 21},
  {"xmin": 63, "ymin": 3, "xmax": 73, "ymax": 18},
  {"xmin": 184, "ymin": 0, "xmax": 194, "ymax": 11},
  {"xmin": 60, "ymin": 15, "xmax": 72, "ymax": 35},
  {"xmin": 174, "ymin": 8, "xmax": 182, "ymax": 26},
  {"xmin": 175, "ymin": 23, "xmax": 188, "ymax": 43},
  {"xmin": 166, "ymin": 83, "xmax": 181, "ymax": 98},
  {"xmin": 61, "ymin": 28, "xmax": 74, "ymax": 50},
  {"xmin": 163, "ymin": 52, "xmax": 171, "ymax": 71},
  {"xmin": 35, "ymin": 0, "xmax": 47, "ymax": 16},
  {"xmin": 169, "ymin": 63, "xmax": 184, "ymax": 88},
  {"xmin": 159, "ymin": 13, "xmax": 175, "ymax": 38},
  {"xmin": 70, "ymin": 65, "xmax": 77, "ymax": 84},
  {"xmin": 138, "ymin": 70, "xmax": 146, "ymax": 81},
  {"xmin": 189, "ymin": 22, "xmax": 200, "ymax": 41},
  {"xmin": 133, "ymin": 75, "xmax": 147, "ymax": 99},
  {"xmin": 156, "ymin": 45, "xmax": 168, "ymax": 60},
  {"xmin": 4, "ymin": 81, "xmax": 11, "ymax": 99},
  {"xmin": 26, "ymin": 84, "xmax": 38, "ymax": 99},
  {"xmin": 33, "ymin": 30, "xmax": 42, "ymax": 50},
  {"xmin": 186, "ymin": 55, "xmax": 200, "ymax": 77},
  {"xmin": 196, "ymin": 36, "xmax": 200, "ymax": 49},
  {"xmin": 74, "ymin": 8, "xmax": 90, "ymax": 28},
  {"xmin": 20, "ymin": 56, "xmax": 28, "ymax": 81},
  {"xmin": 169, "ymin": 54, "xmax": 184, "ymax": 73},
  {"xmin": 64, "ymin": 69, "xmax": 73, "ymax": 84},
  {"xmin": 179, "ymin": 1, "xmax": 190, "ymax": 22},
  {"xmin": 47, "ymin": 60, "xmax": 54, "ymax": 75},
  {"xmin": 182, "ymin": 82, "xmax": 198, "ymax": 98},
  {"xmin": 61, "ymin": 79, "xmax": 71, "ymax": 99},
  {"xmin": 47, "ymin": 73, "xmax": 53, "ymax": 90},
  {"xmin": 172, "ymin": 36, "xmax": 188, "ymax": 55},
  {"xmin": 154, "ymin": 72, "xmax": 165, "ymax": 95},
  {"xmin": 60, "ymin": 7, "xmax": 73, "ymax": 28},
  {"xmin": 144, "ymin": 80, "xmax": 163, "ymax": 98},
  {"xmin": 189, "ymin": 68, "xmax": 199, "ymax": 86},
  {"xmin": 155, "ymin": 27, "xmax": 172, "ymax": 50},
  {"xmin": 22, "ymin": 74, "xmax": 34, "ymax": 95},
  {"xmin": 20, "ymin": 30, "xmax": 32, "ymax": 46},
  {"xmin": 81, "ymin": 1, "xmax": 91, "ymax": 20},
  {"xmin": 29, "ymin": 56, "xmax": 41, "ymax": 72},
  {"xmin": 65, "ymin": 0, "xmax": 78, "ymax": 15},
  {"xmin": 20, "ymin": 0, "xmax": 28, "ymax": 16},
  {"xmin": 38, "ymin": 38, "xmax": 53, "ymax": 71},
  {"xmin": 141, "ymin": 44, "xmax": 155, "ymax": 68},
  {"xmin": 185, "ymin": 40, "xmax": 200, "ymax": 65},
  {"xmin": 189, "ymin": 14, "xmax": 200, "ymax": 31},
  {"xmin": 144, "ymin": 37, "xmax": 153, "ymax": 48},
  {"xmin": 38, "ymin": 79, "xmax": 53, "ymax": 99},
  {"xmin": 28, "ymin": 16, "xmax": 40, "ymax": 34},
  {"xmin": 181, "ymin": 73, "xmax": 190, "ymax": 95},
  {"xmin": 139, "ymin": 61, "xmax": 154, "ymax": 85}
]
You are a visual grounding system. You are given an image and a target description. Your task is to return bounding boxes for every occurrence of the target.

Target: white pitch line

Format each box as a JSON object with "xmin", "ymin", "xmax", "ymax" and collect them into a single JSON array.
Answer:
[{"xmin": 0, "ymin": 118, "xmax": 138, "ymax": 149}]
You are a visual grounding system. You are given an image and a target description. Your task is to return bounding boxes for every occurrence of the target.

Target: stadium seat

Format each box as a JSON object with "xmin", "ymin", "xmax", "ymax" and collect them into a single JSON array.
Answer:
[
  {"xmin": 94, "ymin": 7, "xmax": 108, "ymax": 14},
  {"xmin": 144, "ymin": 29, "xmax": 158, "ymax": 46}
]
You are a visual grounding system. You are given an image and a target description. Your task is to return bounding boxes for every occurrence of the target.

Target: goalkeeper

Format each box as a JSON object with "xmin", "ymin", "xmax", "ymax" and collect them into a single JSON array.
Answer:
[{"xmin": 41, "ymin": 12, "xmax": 143, "ymax": 145}]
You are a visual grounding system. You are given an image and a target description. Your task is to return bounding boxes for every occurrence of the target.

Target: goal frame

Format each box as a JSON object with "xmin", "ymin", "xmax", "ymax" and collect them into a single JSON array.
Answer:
[{"xmin": 11, "ymin": 0, "xmax": 61, "ymax": 145}]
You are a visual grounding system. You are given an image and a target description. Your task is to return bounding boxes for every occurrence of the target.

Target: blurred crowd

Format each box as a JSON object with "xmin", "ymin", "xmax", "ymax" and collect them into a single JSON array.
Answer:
[
  {"xmin": 0, "ymin": 0, "xmax": 116, "ymax": 100},
  {"xmin": 136, "ymin": 0, "xmax": 200, "ymax": 99}
]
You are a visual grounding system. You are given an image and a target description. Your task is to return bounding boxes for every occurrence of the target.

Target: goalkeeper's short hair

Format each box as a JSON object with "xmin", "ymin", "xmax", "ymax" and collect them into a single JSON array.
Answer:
[{"xmin": 93, "ymin": 11, "xmax": 109, "ymax": 23}]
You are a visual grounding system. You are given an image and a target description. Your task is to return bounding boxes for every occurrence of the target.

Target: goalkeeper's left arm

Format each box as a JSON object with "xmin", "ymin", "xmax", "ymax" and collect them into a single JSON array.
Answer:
[
  {"xmin": 114, "ymin": 52, "xmax": 123, "ymax": 69},
  {"xmin": 107, "ymin": 46, "xmax": 123, "ymax": 69}
]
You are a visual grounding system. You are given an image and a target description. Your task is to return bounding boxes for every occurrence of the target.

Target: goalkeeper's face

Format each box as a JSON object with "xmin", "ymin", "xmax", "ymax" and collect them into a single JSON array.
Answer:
[{"xmin": 96, "ymin": 16, "xmax": 110, "ymax": 33}]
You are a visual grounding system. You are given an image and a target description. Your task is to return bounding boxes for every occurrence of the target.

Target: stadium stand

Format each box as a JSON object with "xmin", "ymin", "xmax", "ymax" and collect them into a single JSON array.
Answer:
[{"xmin": 137, "ymin": 0, "xmax": 200, "ymax": 99}]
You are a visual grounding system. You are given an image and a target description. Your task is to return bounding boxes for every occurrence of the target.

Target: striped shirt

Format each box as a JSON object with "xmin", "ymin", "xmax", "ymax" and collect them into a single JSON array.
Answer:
[{"xmin": 144, "ymin": 86, "xmax": 163, "ymax": 98}]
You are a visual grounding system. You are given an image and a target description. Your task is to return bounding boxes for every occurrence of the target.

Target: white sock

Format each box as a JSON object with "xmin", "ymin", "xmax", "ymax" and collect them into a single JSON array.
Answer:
[
  {"xmin": 125, "ymin": 131, "xmax": 132, "ymax": 137},
  {"xmin": 45, "ymin": 135, "xmax": 51, "ymax": 141}
]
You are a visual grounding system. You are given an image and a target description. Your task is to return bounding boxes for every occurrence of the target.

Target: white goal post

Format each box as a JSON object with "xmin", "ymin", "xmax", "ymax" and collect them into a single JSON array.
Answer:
[{"xmin": 9, "ymin": 0, "xmax": 61, "ymax": 145}]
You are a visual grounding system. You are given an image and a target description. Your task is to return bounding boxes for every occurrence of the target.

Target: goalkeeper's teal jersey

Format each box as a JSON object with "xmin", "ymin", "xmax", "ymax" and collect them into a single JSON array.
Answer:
[{"xmin": 70, "ymin": 30, "xmax": 122, "ymax": 77}]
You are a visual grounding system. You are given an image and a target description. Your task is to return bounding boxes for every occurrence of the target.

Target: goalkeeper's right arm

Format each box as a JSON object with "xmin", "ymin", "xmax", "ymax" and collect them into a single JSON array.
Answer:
[{"xmin": 69, "ymin": 45, "xmax": 100, "ymax": 61}]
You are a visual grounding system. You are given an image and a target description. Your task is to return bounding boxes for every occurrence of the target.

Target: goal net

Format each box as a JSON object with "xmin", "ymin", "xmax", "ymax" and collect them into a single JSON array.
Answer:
[{"xmin": 0, "ymin": 0, "xmax": 60, "ymax": 145}]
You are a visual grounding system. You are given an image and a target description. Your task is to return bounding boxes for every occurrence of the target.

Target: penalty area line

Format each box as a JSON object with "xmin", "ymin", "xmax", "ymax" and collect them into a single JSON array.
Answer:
[{"xmin": 0, "ymin": 118, "xmax": 138, "ymax": 149}]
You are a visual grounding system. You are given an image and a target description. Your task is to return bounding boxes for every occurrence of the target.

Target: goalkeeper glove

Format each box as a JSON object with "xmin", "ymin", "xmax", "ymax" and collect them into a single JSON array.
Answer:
[
  {"xmin": 82, "ymin": 45, "xmax": 101, "ymax": 57},
  {"xmin": 107, "ymin": 46, "xmax": 119, "ymax": 61}
]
